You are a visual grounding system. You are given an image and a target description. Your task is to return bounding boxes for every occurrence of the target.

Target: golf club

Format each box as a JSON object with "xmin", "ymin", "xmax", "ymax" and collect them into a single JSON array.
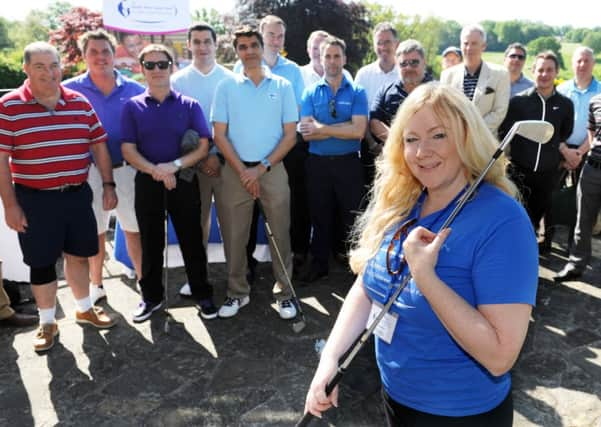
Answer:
[
  {"xmin": 295, "ymin": 119, "xmax": 553, "ymax": 426},
  {"xmin": 163, "ymin": 188, "xmax": 173, "ymax": 334},
  {"xmin": 255, "ymin": 198, "xmax": 307, "ymax": 333}
]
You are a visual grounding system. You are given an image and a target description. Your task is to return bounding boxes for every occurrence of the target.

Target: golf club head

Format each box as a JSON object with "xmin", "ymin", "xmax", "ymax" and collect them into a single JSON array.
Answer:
[
  {"xmin": 292, "ymin": 319, "xmax": 306, "ymax": 334},
  {"xmin": 514, "ymin": 120, "xmax": 554, "ymax": 144}
]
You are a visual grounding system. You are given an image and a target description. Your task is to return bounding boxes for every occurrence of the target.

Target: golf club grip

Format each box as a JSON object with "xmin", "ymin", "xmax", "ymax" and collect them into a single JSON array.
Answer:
[{"xmin": 294, "ymin": 370, "xmax": 344, "ymax": 427}]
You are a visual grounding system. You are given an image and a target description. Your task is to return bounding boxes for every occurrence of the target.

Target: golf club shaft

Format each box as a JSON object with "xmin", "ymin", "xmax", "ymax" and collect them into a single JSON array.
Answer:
[
  {"xmin": 255, "ymin": 199, "xmax": 307, "ymax": 326},
  {"xmin": 295, "ymin": 134, "xmax": 512, "ymax": 427}
]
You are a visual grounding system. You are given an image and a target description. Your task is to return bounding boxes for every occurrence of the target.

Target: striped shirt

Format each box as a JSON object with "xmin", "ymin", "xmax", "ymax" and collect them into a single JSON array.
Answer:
[
  {"xmin": 463, "ymin": 64, "xmax": 482, "ymax": 101},
  {"xmin": 0, "ymin": 80, "xmax": 107, "ymax": 189}
]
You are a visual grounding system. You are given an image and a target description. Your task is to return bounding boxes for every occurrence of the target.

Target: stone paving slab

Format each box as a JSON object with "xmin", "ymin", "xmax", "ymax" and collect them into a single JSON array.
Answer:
[{"xmin": 1, "ymin": 230, "xmax": 600, "ymax": 426}]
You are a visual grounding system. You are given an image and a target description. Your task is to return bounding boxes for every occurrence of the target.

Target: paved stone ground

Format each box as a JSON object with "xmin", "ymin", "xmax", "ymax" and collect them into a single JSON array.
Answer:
[{"xmin": 1, "ymin": 228, "xmax": 600, "ymax": 427}]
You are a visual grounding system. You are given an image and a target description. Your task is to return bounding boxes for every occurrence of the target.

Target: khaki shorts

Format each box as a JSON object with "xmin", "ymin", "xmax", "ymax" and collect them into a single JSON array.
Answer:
[{"xmin": 88, "ymin": 163, "xmax": 139, "ymax": 234}]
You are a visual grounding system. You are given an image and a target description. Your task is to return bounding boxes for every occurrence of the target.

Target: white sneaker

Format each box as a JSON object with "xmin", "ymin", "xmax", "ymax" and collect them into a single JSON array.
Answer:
[
  {"xmin": 179, "ymin": 283, "xmax": 192, "ymax": 297},
  {"xmin": 218, "ymin": 296, "xmax": 250, "ymax": 318},
  {"xmin": 278, "ymin": 299, "xmax": 297, "ymax": 320},
  {"xmin": 90, "ymin": 285, "xmax": 106, "ymax": 305}
]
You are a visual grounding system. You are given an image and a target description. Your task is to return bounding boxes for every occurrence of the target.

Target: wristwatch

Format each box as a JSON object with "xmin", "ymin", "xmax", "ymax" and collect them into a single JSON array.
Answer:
[
  {"xmin": 261, "ymin": 158, "xmax": 272, "ymax": 172},
  {"xmin": 173, "ymin": 158, "xmax": 183, "ymax": 171}
]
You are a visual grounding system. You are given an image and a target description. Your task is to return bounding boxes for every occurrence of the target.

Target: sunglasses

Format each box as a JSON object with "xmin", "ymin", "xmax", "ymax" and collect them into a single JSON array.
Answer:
[
  {"xmin": 329, "ymin": 98, "xmax": 337, "ymax": 118},
  {"xmin": 142, "ymin": 60, "xmax": 172, "ymax": 70},
  {"xmin": 399, "ymin": 59, "xmax": 421, "ymax": 68},
  {"xmin": 508, "ymin": 54, "xmax": 526, "ymax": 60},
  {"xmin": 386, "ymin": 218, "xmax": 417, "ymax": 276}
]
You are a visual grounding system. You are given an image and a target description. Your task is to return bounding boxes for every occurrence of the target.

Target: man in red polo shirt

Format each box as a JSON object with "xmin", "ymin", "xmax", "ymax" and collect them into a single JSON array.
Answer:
[{"xmin": 0, "ymin": 42, "xmax": 118, "ymax": 352}]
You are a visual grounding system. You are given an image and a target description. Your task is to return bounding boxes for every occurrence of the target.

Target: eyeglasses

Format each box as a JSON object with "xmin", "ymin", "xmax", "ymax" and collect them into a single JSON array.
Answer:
[
  {"xmin": 508, "ymin": 54, "xmax": 526, "ymax": 61},
  {"xmin": 142, "ymin": 60, "xmax": 172, "ymax": 70},
  {"xmin": 329, "ymin": 99, "xmax": 337, "ymax": 118},
  {"xmin": 386, "ymin": 218, "xmax": 417, "ymax": 275},
  {"xmin": 399, "ymin": 59, "xmax": 421, "ymax": 68}
]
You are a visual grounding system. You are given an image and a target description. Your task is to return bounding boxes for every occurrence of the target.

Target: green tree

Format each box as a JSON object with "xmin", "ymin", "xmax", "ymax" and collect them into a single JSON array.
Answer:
[
  {"xmin": 527, "ymin": 36, "xmax": 564, "ymax": 68},
  {"xmin": 192, "ymin": 7, "xmax": 228, "ymax": 35},
  {"xmin": 582, "ymin": 32, "xmax": 601, "ymax": 52},
  {"xmin": 495, "ymin": 20, "xmax": 523, "ymax": 45},
  {"xmin": 0, "ymin": 17, "xmax": 13, "ymax": 50},
  {"xmin": 235, "ymin": 0, "xmax": 371, "ymax": 74}
]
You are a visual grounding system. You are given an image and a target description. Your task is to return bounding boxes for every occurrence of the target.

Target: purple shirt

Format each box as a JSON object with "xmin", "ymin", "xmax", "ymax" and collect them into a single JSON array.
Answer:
[{"xmin": 121, "ymin": 89, "xmax": 210, "ymax": 164}]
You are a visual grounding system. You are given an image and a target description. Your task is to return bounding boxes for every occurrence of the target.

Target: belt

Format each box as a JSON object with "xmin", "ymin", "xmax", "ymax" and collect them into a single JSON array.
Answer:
[
  {"xmin": 587, "ymin": 157, "xmax": 601, "ymax": 169},
  {"xmin": 242, "ymin": 160, "xmax": 260, "ymax": 167},
  {"xmin": 112, "ymin": 161, "xmax": 128, "ymax": 169},
  {"xmin": 15, "ymin": 183, "xmax": 84, "ymax": 192}
]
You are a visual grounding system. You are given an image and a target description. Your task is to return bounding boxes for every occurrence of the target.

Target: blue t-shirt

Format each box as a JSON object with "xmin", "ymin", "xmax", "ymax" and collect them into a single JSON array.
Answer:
[
  {"xmin": 211, "ymin": 68, "xmax": 298, "ymax": 162},
  {"xmin": 362, "ymin": 183, "xmax": 538, "ymax": 416},
  {"xmin": 121, "ymin": 90, "xmax": 210, "ymax": 164},
  {"xmin": 233, "ymin": 55, "xmax": 305, "ymax": 107},
  {"xmin": 300, "ymin": 76, "xmax": 368, "ymax": 155},
  {"xmin": 63, "ymin": 70, "xmax": 145, "ymax": 163}
]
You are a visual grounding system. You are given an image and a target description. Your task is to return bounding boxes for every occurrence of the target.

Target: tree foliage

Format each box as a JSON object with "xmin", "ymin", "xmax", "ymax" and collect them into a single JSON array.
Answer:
[
  {"xmin": 48, "ymin": 7, "xmax": 103, "ymax": 77},
  {"xmin": 527, "ymin": 36, "xmax": 565, "ymax": 69},
  {"xmin": 582, "ymin": 32, "xmax": 601, "ymax": 52},
  {"xmin": 235, "ymin": 0, "xmax": 371, "ymax": 74},
  {"xmin": 0, "ymin": 17, "xmax": 12, "ymax": 50}
]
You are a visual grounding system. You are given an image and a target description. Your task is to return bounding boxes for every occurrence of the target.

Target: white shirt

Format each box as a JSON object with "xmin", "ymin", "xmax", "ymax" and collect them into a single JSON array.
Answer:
[
  {"xmin": 300, "ymin": 63, "xmax": 353, "ymax": 88},
  {"xmin": 354, "ymin": 61, "xmax": 400, "ymax": 109}
]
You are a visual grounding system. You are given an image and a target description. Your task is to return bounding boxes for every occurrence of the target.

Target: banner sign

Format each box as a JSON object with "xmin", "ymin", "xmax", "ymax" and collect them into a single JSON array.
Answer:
[{"xmin": 103, "ymin": 0, "xmax": 191, "ymax": 34}]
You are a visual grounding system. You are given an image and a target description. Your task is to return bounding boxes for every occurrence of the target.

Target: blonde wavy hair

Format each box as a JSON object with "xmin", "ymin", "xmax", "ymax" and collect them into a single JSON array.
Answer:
[{"xmin": 349, "ymin": 82, "xmax": 518, "ymax": 273}]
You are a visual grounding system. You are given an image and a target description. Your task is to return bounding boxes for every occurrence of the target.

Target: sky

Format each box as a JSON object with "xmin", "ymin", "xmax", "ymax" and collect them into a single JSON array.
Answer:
[{"xmin": 2, "ymin": 0, "xmax": 599, "ymax": 29}]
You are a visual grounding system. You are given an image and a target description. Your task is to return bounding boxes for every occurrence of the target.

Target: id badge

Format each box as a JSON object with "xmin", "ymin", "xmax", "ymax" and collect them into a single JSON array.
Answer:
[{"xmin": 367, "ymin": 301, "xmax": 398, "ymax": 344}]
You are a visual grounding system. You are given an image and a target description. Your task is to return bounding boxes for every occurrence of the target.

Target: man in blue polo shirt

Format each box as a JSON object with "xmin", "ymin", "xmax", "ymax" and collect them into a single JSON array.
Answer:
[
  {"xmin": 299, "ymin": 35, "xmax": 368, "ymax": 282},
  {"xmin": 235, "ymin": 15, "xmax": 309, "ymax": 281},
  {"xmin": 212, "ymin": 26, "xmax": 298, "ymax": 319},
  {"xmin": 557, "ymin": 46, "xmax": 601, "ymax": 180},
  {"xmin": 64, "ymin": 29, "xmax": 145, "ymax": 306}
]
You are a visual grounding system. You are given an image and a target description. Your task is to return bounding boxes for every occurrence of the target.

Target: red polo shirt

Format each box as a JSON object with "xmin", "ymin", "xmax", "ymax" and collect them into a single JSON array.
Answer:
[{"xmin": 0, "ymin": 80, "xmax": 107, "ymax": 189}]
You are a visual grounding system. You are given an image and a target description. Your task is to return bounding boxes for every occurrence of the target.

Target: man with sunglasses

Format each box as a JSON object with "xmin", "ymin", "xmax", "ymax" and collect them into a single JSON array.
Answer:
[
  {"xmin": 370, "ymin": 39, "xmax": 433, "ymax": 147},
  {"xmin": 212, "ymin": 26, "xmax": 299, "ymax": 319},
  {"xmin": 441, "ymin": 24, "xmax": 510, "ymax": 135},
  {"xmin": 299, "ymin": 36, "xmax": 368, "ymax": 283},
  {"xmin": 503, "ymin": 43, "xmax": 533, "ymax": 98},
  {"xmin": 121, "ymin": 44, "xmax": 217, "ymax": 322},
  {"xmin": 64, "ymin": 29, "xmax": 145, "ymax": 305}
]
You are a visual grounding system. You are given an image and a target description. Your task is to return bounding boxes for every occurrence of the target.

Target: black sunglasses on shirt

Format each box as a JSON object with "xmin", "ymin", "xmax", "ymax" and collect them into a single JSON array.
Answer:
[
  {"xmin": 329, "ymin": 98, "xmax": 337, "ymax": 118},
  {"xmin": 142, "ymin": 60, "xmax": 172, "ymax": 70}
]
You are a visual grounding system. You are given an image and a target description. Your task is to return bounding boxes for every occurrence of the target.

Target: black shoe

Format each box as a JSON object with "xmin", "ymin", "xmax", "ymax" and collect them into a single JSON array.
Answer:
[
  {"xmin": 538, "ymin": 240, "xmax": 552, "ymax": 255},
  {"xmin": 132, "ymin": 300, "xmax": 164, "ymax": 323},
  {"xmin": 198, "ymin": 299, "xmax": 218, "ymax": 320},
  {"xmin": 553, "ymin": 265, "xmax": 583, "ymax": 282},
  {"xmin": 0, "ymin": 311, "xmax": 38, "ymax": 328}
]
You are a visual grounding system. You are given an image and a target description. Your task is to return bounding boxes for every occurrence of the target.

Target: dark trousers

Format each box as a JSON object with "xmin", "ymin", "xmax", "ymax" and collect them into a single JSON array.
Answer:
[
  {"xmin": 284, "ymin": 134, "xmax": 311, "ymax": 256},
  {"xmin": 382, "ymin": 388, "xmax": 513, "ymax": 427},
  {"xmin": 135, "ymin": 172, "xmax": 210, "ymax": 304},
  {"xmin": 306, "ymin": 153, "xmax": 365, "ymax": 271},
  {"xmin": 508, "ymin": 163, "xmax": 559, "ymax": 234}
]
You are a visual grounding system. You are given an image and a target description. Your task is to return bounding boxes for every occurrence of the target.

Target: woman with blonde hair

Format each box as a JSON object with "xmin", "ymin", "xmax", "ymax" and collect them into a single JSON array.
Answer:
[{"xmin": 303, "ymin": 82, "xmax": 538, "ymax": 426}]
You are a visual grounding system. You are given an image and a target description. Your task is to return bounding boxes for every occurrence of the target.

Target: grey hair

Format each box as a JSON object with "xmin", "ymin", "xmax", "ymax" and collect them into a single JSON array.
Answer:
[
  {"xmin": 573, "ymin": 46, "xmax": 594, "ymax": 59},
  {"xmin": 23, "ymin": 42, "xmax": 59, "ymax": 64},
  {"xmin": 396, "ymin": 39, "xmax": 425, "ymax": 58},
  {"xmin": 460, "ymin": 24, "xmax": 487, "ymax": 44}
]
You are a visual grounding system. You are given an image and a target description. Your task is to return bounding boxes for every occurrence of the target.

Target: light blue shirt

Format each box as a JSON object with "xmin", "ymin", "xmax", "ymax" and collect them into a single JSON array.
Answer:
[
  {"xmin": 557, "ymin": 77, "xmax": 601, "ymax": 146},
  {"xmin": 510, "ymin": 74, "xmax": 534, "ymax": 98},
  {"xmin": 211, "ymin": 67, "xmax": 298, "ymax": 162},
  {"xmin": 234, "ymin": 55, "xmax": 305, "ymax": 107},
  {"xmin": 63, "ymin": 70, "xmax": 145, "ymax": 163},
  {"xmin": 301, "ymin": 76, "xmax": 368, "ymax": 155},
  {"xmin": 170, "ymin": 63, "xmax": 235, "ymax": 131}
]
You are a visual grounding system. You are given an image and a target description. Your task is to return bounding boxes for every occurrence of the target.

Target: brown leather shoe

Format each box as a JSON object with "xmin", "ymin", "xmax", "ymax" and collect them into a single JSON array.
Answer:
[
  {"xmin": 75, "ymin": 307, "xmax": 116, "ymax": 329},
  {"xmin": 0, "ymin": 312, "xmax": 39, "ymax": 328},
  {"xmin": 33, "ymin": 323, "xmax": 59, "ymax": 352}
]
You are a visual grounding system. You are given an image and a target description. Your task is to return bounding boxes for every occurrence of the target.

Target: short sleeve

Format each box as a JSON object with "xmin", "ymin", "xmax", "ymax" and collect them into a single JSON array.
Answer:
[
  {"xmin": 281, "ymin": 81, "xmax": 299, "ymax": 123},
  {"xmin": 300, "ymin": 87, "xmax": 315, "ymax": 119},
  {"xmin": 120, "ymin": 101, "xmax": 138, "ymax": 144}
]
